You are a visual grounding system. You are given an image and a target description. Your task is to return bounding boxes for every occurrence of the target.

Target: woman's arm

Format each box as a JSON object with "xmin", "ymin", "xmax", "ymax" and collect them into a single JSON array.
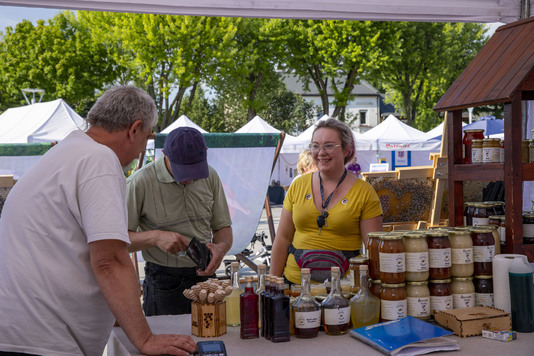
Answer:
[
  {"xmin": 360, "ymin": 215, "xmax": 383, "ymax": 249},
  {"xmin": 270, "ymin": 208, "xmax": 296, "ymax": 277}
]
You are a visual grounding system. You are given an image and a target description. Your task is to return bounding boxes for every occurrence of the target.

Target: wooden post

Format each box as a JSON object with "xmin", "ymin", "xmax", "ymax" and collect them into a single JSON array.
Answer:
[{"xmin": 430, "ymin": 113, "xmax": 449, "ymax": 226}]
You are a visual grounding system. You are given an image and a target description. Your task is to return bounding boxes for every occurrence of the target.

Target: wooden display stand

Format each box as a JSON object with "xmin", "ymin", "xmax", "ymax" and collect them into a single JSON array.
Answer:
[{"xmin": 191, "ymin": 301, "xmax": 227, "ymax": 337}]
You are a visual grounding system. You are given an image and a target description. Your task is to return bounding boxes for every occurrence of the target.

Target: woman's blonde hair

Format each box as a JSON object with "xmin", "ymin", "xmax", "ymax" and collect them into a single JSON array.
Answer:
[
  {"xmin": 313, "ymin": 118, "xmax": 355, "ymax": 164},
  {"xmin": 297, "ymin": 149, "xmax": 315, "ymax": 175}
]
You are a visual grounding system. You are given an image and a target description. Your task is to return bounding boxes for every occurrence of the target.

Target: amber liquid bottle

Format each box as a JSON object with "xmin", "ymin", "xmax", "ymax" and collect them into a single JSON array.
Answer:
[
  {"xmin": 322, "ymin": 267, "xmax": 351, "ymax": 335},
  {"xmin": 271, "ymin": 278, "xmax": 291, "ymax": 342},
  {"xmin": 240, "ymin": 276, "xmax": 259, "ymax": 338},
  {"xmin": 293, "ymin": 268, "xmax": 321, "ymax": 338}
]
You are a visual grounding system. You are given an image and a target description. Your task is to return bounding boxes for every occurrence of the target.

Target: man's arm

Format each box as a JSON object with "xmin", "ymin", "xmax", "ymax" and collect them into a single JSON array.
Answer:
[
  {"xmin": 128, "ymin": 230, "xmax": 189, "ymax": 254},
  {"xmin": 198, "ymin": 226, "xmax": 232, "ymax": 276},
  {"xmin": 89, "ymin": 239, "xmax": 197, "ymax": 355}
]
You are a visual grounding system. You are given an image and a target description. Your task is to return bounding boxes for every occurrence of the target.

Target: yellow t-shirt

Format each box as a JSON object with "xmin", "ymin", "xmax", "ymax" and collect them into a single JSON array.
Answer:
[{"xmin": 283, "ymin": 173, "xmax": 382, "ymax": 284}]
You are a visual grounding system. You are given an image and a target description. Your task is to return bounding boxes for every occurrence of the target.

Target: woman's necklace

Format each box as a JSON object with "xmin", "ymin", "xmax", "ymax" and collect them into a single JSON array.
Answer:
[{"xmin": 317, "ymin": 168, "xmax": 347, "ymax": 235}]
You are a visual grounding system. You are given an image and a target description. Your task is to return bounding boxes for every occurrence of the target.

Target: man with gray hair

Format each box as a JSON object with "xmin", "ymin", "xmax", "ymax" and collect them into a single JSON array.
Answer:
[{"xmin": 0, "ymin": 86, "xmax": 196, "ymax": 356}]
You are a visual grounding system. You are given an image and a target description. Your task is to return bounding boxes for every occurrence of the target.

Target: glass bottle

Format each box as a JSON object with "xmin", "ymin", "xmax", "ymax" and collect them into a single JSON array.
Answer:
[
  {"xmin": 263, "ymin": 275, "xmax": 274, "ymax": 339},
  {"xmin": 322, "ymin": 267, "xmax": 351, "ymax": 335},
  {"xmin": 225, "ymin": 261, "xmax": 243, "ymax": 326},
  {"xmin": 293, "ymin": 268, "xmax": 321, "ymax": 338},
  {"xmin": 240, "ymin": 276, "xmax": 259, "ymax": 339},
  {"xmin": 260, "ymin": 274, "xmax": 271, "ymax": 338},
  {"xmin": 255, "ymin": 264, "xmax": 266, "ymax": 331},
  {"xmin": 271, "ymin": 278, "xmax": 291, "ymax": 342},
  {"xmin": 350, "ymin": 265, "xmax": 380, "ymax": 328}
]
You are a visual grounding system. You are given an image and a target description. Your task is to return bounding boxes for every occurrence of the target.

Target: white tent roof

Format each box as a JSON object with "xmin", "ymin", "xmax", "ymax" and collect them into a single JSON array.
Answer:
[
  {"xmin": 362, "ymin": 114, "xmax": 428, "ymax": 142},
  {"xmin": 161, "ymin": 115, "xmax": 207, "ymax": 133},
  {"xmin": 236, "ymin": 116, "xmax": 280, "ymax": 133},
  {"xmin": 5, "ymin": 1, "xmax": 528, "ymax": 23},
  {"xmin": 425, "ymin": 121, "xmax": 466, "ymax": 140},
  {"xmin": 0, "ymin": 99, "xmax": 84, "ymax": 143}
]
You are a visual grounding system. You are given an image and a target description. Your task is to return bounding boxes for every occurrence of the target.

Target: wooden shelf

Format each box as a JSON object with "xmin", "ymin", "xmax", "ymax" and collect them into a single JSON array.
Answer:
[{"xmin": 451, "ymin": 163, "xmax": 504, "ymax": 181}]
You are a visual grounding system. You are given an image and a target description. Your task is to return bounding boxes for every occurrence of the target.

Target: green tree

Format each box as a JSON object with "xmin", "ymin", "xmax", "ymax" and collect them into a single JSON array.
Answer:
[
  {"xmin": 79, "ymin": 12, "xmax": 239, "ymax": 131},
  {"xmin": 0, "ymin": 11, "xmax": 115, "ymax": 115},
  {"xmin": 268, "ymin": 19, "xmax": 393, "ymax": 121},
  {"xmin": 370, "ymin": 22, "xmax": 487, "ymax": 130}
]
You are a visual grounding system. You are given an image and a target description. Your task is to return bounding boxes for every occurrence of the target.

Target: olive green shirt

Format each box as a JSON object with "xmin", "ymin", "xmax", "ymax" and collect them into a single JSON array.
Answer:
[{"xmin": 126, "ymin": 157, "xmax": 232, "ymax": 268}]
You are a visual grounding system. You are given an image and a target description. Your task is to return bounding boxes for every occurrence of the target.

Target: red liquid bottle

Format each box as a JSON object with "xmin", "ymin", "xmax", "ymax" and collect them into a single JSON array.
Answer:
[
  {"xmin": 271, "ymin": 277, "xmax": 290, "ymax": 342},
  {"xmin": 293, "ymin": 268, "xmax": 321, "ymax": 338},
  {"xmin": 240, "ymin": 276, "xmax": 259, "ymax": 339}
]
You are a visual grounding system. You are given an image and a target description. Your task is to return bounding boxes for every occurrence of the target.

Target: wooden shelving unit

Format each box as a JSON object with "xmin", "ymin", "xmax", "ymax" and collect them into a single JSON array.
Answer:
[{"xmin": 434, "ymin": 18, "xmax": 534, "ymax": 262}]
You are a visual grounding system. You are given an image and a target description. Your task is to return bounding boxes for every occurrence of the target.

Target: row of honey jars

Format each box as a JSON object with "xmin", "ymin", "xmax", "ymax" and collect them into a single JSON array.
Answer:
[
  {"xmin": 464, "ymin": 201, "xmax": 504, "ymax": 226},
  {"xmin": 471, "ymin": 138, "xmax": 502, "ymax": 164}
]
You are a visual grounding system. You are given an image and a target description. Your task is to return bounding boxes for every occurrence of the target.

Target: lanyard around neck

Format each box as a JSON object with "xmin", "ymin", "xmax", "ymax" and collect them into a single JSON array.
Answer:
[{"xmin": 318, "ymin": 168, "xmax": 347, "ymax": 211}]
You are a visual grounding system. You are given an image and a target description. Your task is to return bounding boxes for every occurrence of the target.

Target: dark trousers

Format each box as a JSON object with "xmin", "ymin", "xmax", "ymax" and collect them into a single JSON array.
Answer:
[{"xmin": 142, "ymin": 262, "xmax": 214, "ymax": 316}]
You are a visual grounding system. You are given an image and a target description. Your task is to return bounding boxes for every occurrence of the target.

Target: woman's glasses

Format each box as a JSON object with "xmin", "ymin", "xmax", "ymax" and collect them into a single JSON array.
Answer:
[{"xmin": 310, "ymin": 144, "xmax": 341, "ymax": 154}]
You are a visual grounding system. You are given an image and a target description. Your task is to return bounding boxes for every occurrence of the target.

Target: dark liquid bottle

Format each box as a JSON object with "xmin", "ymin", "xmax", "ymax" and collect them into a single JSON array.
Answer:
[
  {"xmin": 271, "ymin": 278, "xmax": 291, "ymax": 342},
  {"xmin": 240, "ymin": 276, "xmax": 259, "ymax": 339},
  {"xmin": 293, "ymin": 268, "xmax": 321, "ymax": 338},
  {"xmin": 260, "ymin": 273, "xmax": 271, "ymax": 338},
  {"xmin": 264, "ymin": 275, "xmax": 275, "ymax": 340}
]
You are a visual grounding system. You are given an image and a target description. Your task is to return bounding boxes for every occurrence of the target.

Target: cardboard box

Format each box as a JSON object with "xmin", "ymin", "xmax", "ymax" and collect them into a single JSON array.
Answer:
[{"xmin": 433, "ymin": 307, "xmax": 511, "ymax": 338}]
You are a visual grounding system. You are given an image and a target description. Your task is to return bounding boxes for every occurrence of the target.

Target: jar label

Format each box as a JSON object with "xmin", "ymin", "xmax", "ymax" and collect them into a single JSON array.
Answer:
[
  {"xmin": 475, "ymin": 293, "xmax": 494, "ymax": 307},
  {"xmin": 324, "ymin": 306, "xmax": 351, "ymax": 325},
  {"xmin": 473, "ymin": 245, "xmax": 494, "ymax": 263},
  {"xmin": 523, "ymin": 223, "xmax": 534, "ymax": 238},
  {"xmin": 428, "ymin": 248, "xmax": 451, "ymax": 268},
  {"xmin": 472, "ymin": 147, "xmax": 483, "ymax": 163},
  {"xmin": 407, "ymin": 296, "xmax": 431, "ymax": 317},
  {"xmin": 405, "ymin": 252, "xmax": 429, "ymax": 272},
  {"xmin": 453, "ymin": 293, "xmax": 475, "ymax": 309},
  {"xmin": 451, "ymin": 248, "xmax": 473, "ymax": 264},
  {"xmin": 483, "ymin": 147, "xmax": 500, "ymax": 164},
  {"xmin": 379, "ymin": 252, "xmax": 405, "ymax": 273},
  {"xmin": 294, "ymin": 310, "xmax": 321, "ymax": 329},
  {"xmin": 430, "ymin": 295, "xmax": 453, "ymax": 312},
  {"xmin": 381, "ymin": 299, "xmax": 407, "ymax": 320},
  {"xmin": 472, "ymin": 217, "xmax": 489, "ymax": 226},
  {"xmin": 499, "ymin": 226, "xmax": 506, "ymax": 243}
]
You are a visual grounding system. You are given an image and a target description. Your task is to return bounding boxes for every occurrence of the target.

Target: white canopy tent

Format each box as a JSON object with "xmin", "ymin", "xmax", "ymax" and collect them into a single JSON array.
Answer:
[
  {"xmin": 424, "ymin": 121, "xmax": 466, "ymax": 140},
  {"xmin": 2, "ymin": 1, "xmax": 530, "ymax": 23},
  {"xmin": 147, "ymin": 115, "xmax": 207, "ymax": 150},
  {"xmin": 360, "ymin": 115, "xmax": 441, "ymax": 170},
  {"xmin": 0, "ymin": 99, "xmax": 84, "ymax": 143}
]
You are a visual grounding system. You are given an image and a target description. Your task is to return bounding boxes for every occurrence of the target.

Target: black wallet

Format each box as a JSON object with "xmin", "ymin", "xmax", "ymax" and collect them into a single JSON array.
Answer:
[{"xmin": 185, "ymin": 237, "xmax": 212, "ymax": 271}]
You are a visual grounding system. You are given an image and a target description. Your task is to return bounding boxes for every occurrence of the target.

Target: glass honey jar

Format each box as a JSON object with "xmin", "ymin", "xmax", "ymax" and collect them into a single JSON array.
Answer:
[
  {"xmin": 349, "ymin": 256, "xmax": 369, "ymax": 293},
  {"xmin": 449, "ymin": 229, "xmax": 474, "ymax": 277},
  {"xmin": 451, "ymin": 277, "xmax": 475, "ymax": 309},
  {"xmin": 429, "ymin": 279, "xmax": 453, "ymax": 313},
  {"xmin": 378, "ymin": 234, "xmax": 405, "ymax": 284},
  {"xmin": 380, "ymin": 283, "xmax": 407, "ymax": 322},
  {"xmin": 367, "ymin": 232, "xmax": 382, "ymax": 280},
  {"xmin": 474, "ymin": 275, "xmax": 494, "ymax": 307},
  {"xmin": 426, "ymin": 231, "xmax": 451, "ymax": 280},
  {"xmin": 406, "ymin": 281, "xmax": 431, "ymax": 320},
  {"xmin": 470, "ymin": 228, "xmax": 495, "ymax": 276},
  {"xmin": 403, "ymin": 232, "xmax": 429, "ymax": 282}
]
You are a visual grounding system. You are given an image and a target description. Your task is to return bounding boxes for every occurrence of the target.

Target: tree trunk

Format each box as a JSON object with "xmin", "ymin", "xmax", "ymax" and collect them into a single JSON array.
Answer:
[{"xmin": 246, "ymin": 72, "xmax": 264, "ymax": 121}]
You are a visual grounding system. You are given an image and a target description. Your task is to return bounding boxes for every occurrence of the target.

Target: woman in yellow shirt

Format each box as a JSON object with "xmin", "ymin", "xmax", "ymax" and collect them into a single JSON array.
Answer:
[{"xmin": 271, "ymin": 118, "xmax": 383, "ymax": 284}]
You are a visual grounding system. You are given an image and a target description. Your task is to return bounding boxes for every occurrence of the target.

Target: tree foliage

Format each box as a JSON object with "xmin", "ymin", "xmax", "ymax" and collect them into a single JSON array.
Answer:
[
  {"xmin": 0, "ymin": 11, "xmax": 115, "ymax": 115},
  {"xmin": 369, "ymin": 22, "xmax": 487, "ymax": 130}
]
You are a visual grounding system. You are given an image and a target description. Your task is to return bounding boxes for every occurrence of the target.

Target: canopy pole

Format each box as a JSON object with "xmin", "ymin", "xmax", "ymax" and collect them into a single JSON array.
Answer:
[{"xmin": 521, "ymin": 0, "xmax": 530, "ymax": 19}]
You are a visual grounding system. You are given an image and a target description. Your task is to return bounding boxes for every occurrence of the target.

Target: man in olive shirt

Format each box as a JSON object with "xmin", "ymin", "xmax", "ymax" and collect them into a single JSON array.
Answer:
[{"xmin": 127, "ymin": 127, "xmax": 233, "ymax": 315}]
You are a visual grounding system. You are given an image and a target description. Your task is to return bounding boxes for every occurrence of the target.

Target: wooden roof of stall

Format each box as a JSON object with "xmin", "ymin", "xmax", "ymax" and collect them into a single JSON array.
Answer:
[{"xmin": 434, "ymin": 17, "xmax": 534, "ymax": 112}]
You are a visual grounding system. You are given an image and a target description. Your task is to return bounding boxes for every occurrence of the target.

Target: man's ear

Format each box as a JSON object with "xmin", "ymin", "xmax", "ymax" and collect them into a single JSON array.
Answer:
[{"xmin": 128, "ymin": 120, "xmax": 143, "ymax": 142}]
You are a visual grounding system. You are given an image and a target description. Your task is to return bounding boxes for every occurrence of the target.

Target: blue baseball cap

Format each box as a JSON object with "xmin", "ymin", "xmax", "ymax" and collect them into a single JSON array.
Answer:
[{"xmin": 163, "ymin": 127, "xmax": 208, "ymax": 182}]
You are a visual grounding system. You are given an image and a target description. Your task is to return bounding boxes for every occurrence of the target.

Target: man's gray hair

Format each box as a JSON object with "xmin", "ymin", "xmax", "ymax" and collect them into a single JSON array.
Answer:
[{"xmin": 86, "ymin": 86, "xmax": 157, "ymax": 132}]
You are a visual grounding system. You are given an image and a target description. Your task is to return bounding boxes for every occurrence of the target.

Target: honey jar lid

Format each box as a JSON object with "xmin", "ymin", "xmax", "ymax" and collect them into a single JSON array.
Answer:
[
  {"xmin": 474, "ymin": 275, "xmax": 493, "ymax": 279},
  {"xmin": 379, "ymin": 234, "xmax": 403, "ymax": 240},
  {"xmin": 407, "ymin": 281, "xmax": 428, "ymax": 286},
  {"xmin": 426, "ymin": 230, "xmax": 449, "ymax": 237},
  {"xmin": 464, "ymin": 129, "xmax": 484, "ymax": 133},
  {"xmin": 470, "ymin": 228, "xmax": 494, "ymax": 233},
  {"xmin": 430, "ymin": 279, "xmax": 452, "ymax": 283},
  {"xmin": 488, "ymin": 215, "xmax": 505, "ymax": 220},
  {"xmin": 349, "ymin": 256, "xmax": 369, "ymax": 263},
  {"xmin": 404, "ymin": 232, "xmax": 426, "ymax": 238},
  {"xmin": 367, "ymin": 232, "xmax": 384, "ymax": 239},
  {"xmin": 452, "ymin": 276, "xmax": 473, "ymax": 281},
  {"xmin": 381, "ymin": 282, "xmax": 406, "ymax": 288}
]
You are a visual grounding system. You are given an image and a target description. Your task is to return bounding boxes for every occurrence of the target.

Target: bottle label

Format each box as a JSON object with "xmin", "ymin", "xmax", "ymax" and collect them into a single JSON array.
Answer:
[
  {"xmin": 430, "ymin": 295, "xmax": 453, "ymax": 312},
  {"xmin": 405, "ymin": 252, "xmax": 429, "ymax": 272},
  {"xmin": 294, "ymin": 310, "xmax": 321, "ymax": 329},
  {"xmin": 475, "ymin": 293, "xmax": 494, "ymax": 307},
  {"xmin": 453, "ymin": 293, "xmax": 475, "ymax": 309},
  {"xmin": 407, "ymin": 296, "xmax": 431, "ymax": 317},
  {"xmin": 499, "ymin": 226, "xmax": 506, "ymax": 243},
  {"xmin": 379, "ymin": 252, "xmax": 405, "ymax": 273},
  {"xmin": 473, "ymin": 245, "xmax": 494, "ymax": 263},
  {"xmin": 381, "ymin": 299, "xmax": 407, "ymax": 320},
  {"xmin": 451, "ymin": 248, "xmax": 473, "ymax": 264},
  {"xmin": 324, "ymin": 306, "xmax": 351, "ymax": 325},
  {"xmin": 472, "ymin": 217, "xmax": 489, "ymax": 226},
  {"xmin": 429, "ymin": 248, "xmax": 451, "ymax": 268},
  {"xmin": 523, "ymin": 223, "xmax": 534, "ymax": 238}
]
